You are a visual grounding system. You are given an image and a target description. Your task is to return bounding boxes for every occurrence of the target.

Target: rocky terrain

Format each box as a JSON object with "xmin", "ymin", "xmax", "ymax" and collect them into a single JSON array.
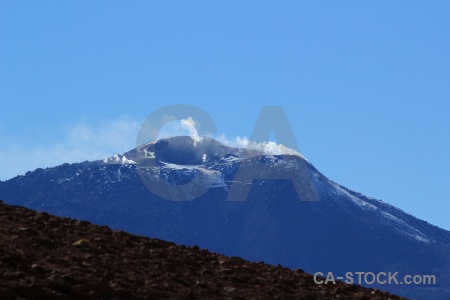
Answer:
[{"xmin": 0, "ymin": 200, "xmax": 403, "ymax": 299}]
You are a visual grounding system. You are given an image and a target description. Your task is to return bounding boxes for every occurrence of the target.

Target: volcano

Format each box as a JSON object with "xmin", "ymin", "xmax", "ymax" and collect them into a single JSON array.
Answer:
[{"xmin": 1, "ymin": 136, "xmax": 449, "ymax": 299}]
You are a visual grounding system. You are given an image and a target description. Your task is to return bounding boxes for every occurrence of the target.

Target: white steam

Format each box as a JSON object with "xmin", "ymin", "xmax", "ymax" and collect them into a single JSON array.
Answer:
[
  {"xmin": 159, "ymin": 116, "xmax": 304, "ymax": 157},
  {"xmin": 180, "ymin": 117, "xmax": 203, "ymax": 146},
  {"xmin": 216, "ymin": 134, "xmax": 304, "ymax": 158}
]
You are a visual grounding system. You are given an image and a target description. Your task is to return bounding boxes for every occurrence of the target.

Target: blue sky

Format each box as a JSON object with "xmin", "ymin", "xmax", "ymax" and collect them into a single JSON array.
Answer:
[{"xmin": 1, "ymin": 1, "xmax": 449, "ymax": 229}]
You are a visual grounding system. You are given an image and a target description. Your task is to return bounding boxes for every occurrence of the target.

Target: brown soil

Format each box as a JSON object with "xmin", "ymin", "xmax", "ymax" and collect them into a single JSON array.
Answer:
[{"xmin": 0, "ymin": 200, "xmax": 405, "ymax": 299}]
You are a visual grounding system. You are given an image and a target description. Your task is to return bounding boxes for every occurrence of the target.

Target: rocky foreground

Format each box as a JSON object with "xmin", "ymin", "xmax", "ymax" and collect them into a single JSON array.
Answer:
[{"xmin": 0, "ymin": 200, "xmax": 404, "ymax": 299}]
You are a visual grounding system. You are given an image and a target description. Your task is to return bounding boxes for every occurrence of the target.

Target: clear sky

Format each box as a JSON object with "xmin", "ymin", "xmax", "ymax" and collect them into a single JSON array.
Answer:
[{"xmin": 1, "ymin": 1, "xmax": 449, "ymax": 230}]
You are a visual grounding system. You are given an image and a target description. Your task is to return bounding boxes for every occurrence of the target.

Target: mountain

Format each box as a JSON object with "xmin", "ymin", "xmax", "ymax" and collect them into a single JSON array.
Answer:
[
  {"xmin": 1, "ymin": 136, "xmax": 449, "ymax": 299},
  {"xmin": 0, "ymin": 200, "xmax": 404, "ymax": 299}
]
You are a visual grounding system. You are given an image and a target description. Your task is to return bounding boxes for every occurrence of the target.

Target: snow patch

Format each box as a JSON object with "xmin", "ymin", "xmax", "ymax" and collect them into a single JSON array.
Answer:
[
  {"xmin": 329, "ymin": 181, "xmax": 430, "ymax": 244},
  {"xmin": 144, "ymin": 149, "xmax": 155, "ymax": 158},
  {"xmin": 380, "ymin": 211, "xmax": 430, "ymax": 243},
  {"xmin": 103, "ymin": 155, "xmax": 136, "ymax": 165},
  {"xmin": 330, "ymin": 182, "xmax": 378, "ymax": 210}
]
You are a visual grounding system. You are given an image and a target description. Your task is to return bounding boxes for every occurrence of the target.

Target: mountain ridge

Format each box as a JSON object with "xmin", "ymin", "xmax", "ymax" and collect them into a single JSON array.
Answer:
[{"xmin": 1, "ymin": 136, "xmax": 449, "ymax": 299}]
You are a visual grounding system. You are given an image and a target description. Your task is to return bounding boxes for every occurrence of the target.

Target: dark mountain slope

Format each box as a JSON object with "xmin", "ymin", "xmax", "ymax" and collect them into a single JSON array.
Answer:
[{"xmin": 0, "ymin": 200, "xmax": 403, "ymax": 300}]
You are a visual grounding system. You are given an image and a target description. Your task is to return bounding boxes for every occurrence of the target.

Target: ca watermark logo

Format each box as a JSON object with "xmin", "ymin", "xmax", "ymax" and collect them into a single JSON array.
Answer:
[{"xmin": 136, "ymin": 104, "xmax": 319, "ymax": 202}]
